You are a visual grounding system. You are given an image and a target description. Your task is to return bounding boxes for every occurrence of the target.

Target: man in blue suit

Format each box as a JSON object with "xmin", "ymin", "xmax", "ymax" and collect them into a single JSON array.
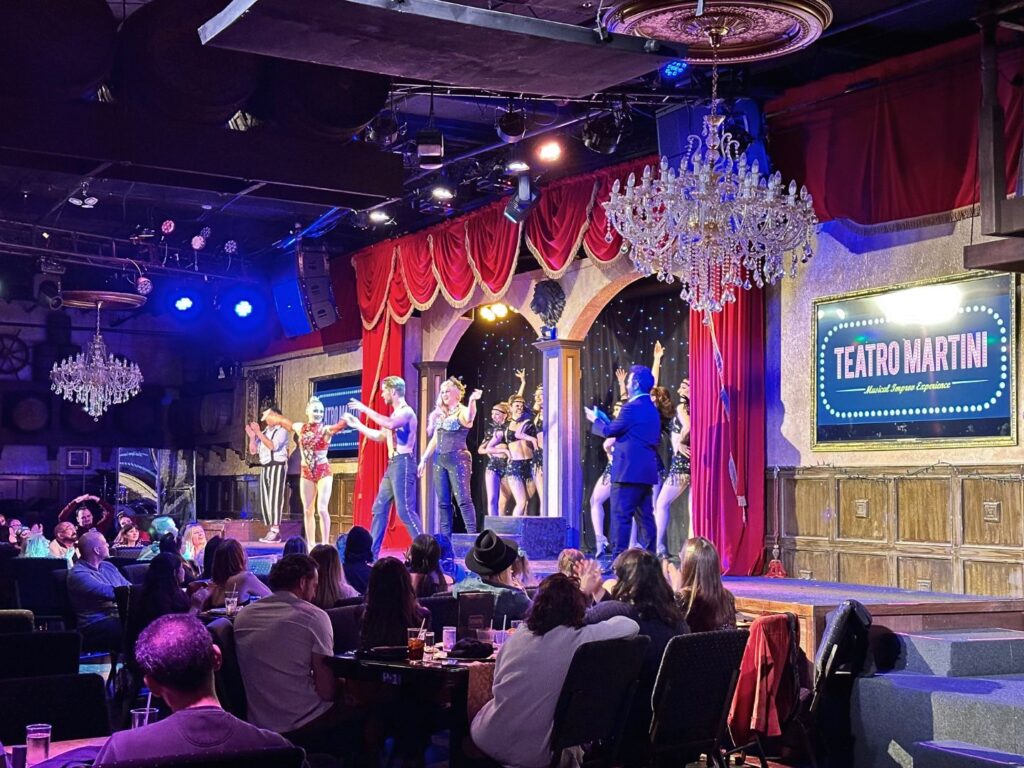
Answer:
[{"xmin": 585, "ymin": 365, "xmax": 661, "ymax": 558}]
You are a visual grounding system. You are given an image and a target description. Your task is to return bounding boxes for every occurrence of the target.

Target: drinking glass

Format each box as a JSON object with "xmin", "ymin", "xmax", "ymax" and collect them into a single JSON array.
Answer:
[
  {"xmin": 224, "ymin": 591, "xmax": 239, "ymax": 616},
  {"xmin": 493, "ymin": 629, "xmax": 508, "ymax": 649},
  {"xmin": 25, "ymin": 724, "xmax": 50, "ymax": 766},
  {"xmin": 422, "ymin": 631, "xmax": 435, "ymax": 656},
  {"xmin": 476, "ymin": 628, "xmax": 495, "ymax": 644},
  {"xmin": 442, "ymin": 626, "xmax": 457, "ymax": 651},
  {"xmin": 509, "ymin": 620, "xmax": 524, "ymax": 633},
  {"xmin": 131, "ymin": 707, "xmax": 159, "ymax": 729},
  {"xmin": 407, "ymin": 628, "xmax": 425, "ymax": 661}
]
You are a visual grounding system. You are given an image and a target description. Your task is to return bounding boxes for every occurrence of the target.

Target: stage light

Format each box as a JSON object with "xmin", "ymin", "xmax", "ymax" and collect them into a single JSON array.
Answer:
[
  {"xmin": 68, "ymin": 184, "xmax": 98, "ymax": 209},
  {"xmin": 582, "ymin": 112, "xmax": 625, "ymax": 155},
  {"xmin": 174, "ymin": 296, "xmax": 194, "ymax": 312},
  {"xmin": 161, "ymin": 220, "xmax": 175, "ymax": 235},
  {"xmin": 41, "ymin": 231, "xmax": 50, "ymax": 240},
  {"xmin": 416, "ymin": 127, "xmax": 445, "ymax": 170},
  {"xmin": 224, "ymin": 240, "xmax": 238, "ymax": 255},
  {"xmin": 496, "ymin": 107, "xmax": 527, "ymax": 144},
  {"xmin": 491, "ymin": 303, "xmax": 508, "ymax": 319},
  {"xmin": 234, "ymin": 300, "xmax": 253, "ymax": 318},
  {"xmin": 479, "ymin": 306, "xmax": 496, "ymax": 322},
  {"xmin": 190, "ymin": 235, "xmax": 206, "ymax": 251},
  {"xmin": 368, "ymin": 210, "xmax": 390, "ymax": 224},
  {"xmin": 135, "ymin": 275, "xmax": 153, "ymax": 296},
  {"xmin": 504, "ymin": 174, "xmax": 540, "ymax": 223},
  {"xmin": 431, "ymin": 181, "xmax": 455, "ymax": 201},
  {"xmin": 367, "ymin": 110, "xmax": 402, "ymax": 147},
  {"xmin": 536, "ymin": 139, "xmax": 562, "ymax": 163},
  {"xmin": 661, "ymin": 59, "xmax": 689, "ymax": 79},
  {"xmin": 505, "ymin": 156, "xmax": 530, "ymax": 174}
]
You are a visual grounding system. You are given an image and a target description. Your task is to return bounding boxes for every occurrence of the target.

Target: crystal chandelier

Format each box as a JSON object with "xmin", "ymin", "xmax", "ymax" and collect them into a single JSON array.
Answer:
[
  {"xmin": 604, "ymin": 27, "xmax": 817, "ymax": 315},
  {"xmin": 51, "ymin": 302, "xmax": 144, "ymax": 420}
]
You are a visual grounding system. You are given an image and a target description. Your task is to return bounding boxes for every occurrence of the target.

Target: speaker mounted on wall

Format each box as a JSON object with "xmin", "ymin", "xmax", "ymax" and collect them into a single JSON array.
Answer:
[{"xmin": 272, "ymin": 240, "xmax": 340, "ymax": 338}]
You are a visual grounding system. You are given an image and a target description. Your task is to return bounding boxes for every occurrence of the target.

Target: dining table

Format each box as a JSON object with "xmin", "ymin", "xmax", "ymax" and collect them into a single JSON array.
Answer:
[{"xmin": 8, "ymin": 736, "xmax": 107, "ymax": 767}]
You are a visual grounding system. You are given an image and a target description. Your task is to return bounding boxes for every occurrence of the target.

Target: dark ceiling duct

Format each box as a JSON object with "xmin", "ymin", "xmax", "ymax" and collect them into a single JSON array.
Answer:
[
  {"xmin": 0, "ymin": 0, "xmax": 117, "ymax": 101},
  {"xmin": 113, "ymin": 0, "xmax": 262, "ymax": 124}
]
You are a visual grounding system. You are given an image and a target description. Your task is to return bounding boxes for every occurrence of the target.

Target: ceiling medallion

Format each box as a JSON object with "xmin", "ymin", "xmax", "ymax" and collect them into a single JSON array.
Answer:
[{"xmin": 605, "ymin": 0, "xmax": 832, "ymax": 64}]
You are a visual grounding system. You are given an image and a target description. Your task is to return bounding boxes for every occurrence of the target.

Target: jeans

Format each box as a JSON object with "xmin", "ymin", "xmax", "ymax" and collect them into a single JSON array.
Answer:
[
  {"xmin": 370, "ymin": 454, "xmax": 421, "ymax": 558},
  {"xmin": 610, "ymin": 482, "xmax": 655, "ymax": 558},
  {"xmin": 435, "ymin": 450, "xmax": 478, "ymax": 537}
]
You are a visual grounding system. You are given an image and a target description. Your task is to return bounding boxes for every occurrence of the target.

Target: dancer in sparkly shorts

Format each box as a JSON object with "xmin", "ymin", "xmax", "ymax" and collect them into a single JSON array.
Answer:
[
  {"xmin": 479, "ymin": 402, "xmax": 512, "ymax": 516},
  {"xmin": 500, "ymin": 395, "xmax": 536, "ymax": 517},
  {"xmin": 419, "ymin": 378, "xmax": 482, "ymax": 536},
  {"xmin": 654, "ymin": 378, "xmax": 691, "ymax": 557}
]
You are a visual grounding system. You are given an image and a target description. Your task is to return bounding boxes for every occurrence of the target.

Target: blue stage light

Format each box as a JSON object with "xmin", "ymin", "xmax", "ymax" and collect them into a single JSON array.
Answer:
[
  {"xmin": 174, "ymin": 296, "xmax": 194, "ymax": 312},
  {"xmin": 234, "ymin": 300, "xmax": 253, "ymax": 318},
  {"xmin": 661, "ymin": 60, "xmax": 688, "ymax": 79}
]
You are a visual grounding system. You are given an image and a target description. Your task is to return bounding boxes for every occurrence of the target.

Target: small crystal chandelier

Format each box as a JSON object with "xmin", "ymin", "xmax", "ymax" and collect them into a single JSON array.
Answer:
[
  {"xmin": 50, "ymin": 302, "xmax": 144, "ymax": 421},
  {"xmin": 604, "ymin": 26, "xmax": 817, "ymax": 315}
]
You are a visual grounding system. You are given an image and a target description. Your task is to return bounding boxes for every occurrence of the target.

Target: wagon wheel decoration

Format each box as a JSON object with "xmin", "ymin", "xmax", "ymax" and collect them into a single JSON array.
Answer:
[{"xmin": 0, "ymin": 333, "xmax": 29, "ymax": 374}]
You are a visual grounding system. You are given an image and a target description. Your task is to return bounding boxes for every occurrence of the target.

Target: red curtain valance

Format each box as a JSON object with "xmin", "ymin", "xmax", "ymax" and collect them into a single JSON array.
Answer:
[
  {"xmin": 349, "ymin": 156, "xmax": 653, "ymax": 329},
  {"xmin": 766, "ymin": 33, "xmax": 1024, "ymax": 226}
]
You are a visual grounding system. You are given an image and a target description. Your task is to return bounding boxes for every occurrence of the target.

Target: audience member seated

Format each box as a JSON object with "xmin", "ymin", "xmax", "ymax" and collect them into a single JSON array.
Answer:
[
  {"xmin": 471, "ymin": 573, "xmax": 640, "ymax": 768},
  {"xmin": 406, "ymin": 534, "xmax": 448, "ymax": 599},
  {"xmin": 58, "ymin": 494, "xmax": 114, "ymax": 537},
  {"xmin": 309, "ymin": 544, "xmax": 358, "ymax": 609},
  {"xmin": 93, "ymin": 614, "xmax": 300, "ymax": 766},
  {"xmin": 138, "ymin": 517, "xmax": 179, "ymax": 562},
  {"xmin": 234, "ymin": 554, "xmax": 356, "ymax": 753},
  {"xmin": 201, "ymin": 535, "xmax": 223, "ymax": 580},
  {"xmin": 341, "ymin": 526, "xmax": 374, "ymax": 595},
  {"xmin": 18, "ymin": 530, "xmax": 51, "ymax": 558},
  {"xmin": 112, "ymin": 523, "xmax": 141, "ymax": 549},
  {"xmin": 283, "ymin": 536, "xmax": 308, "ymax": 557},
  {"xmin": 556, "ymin": 548, "xmax": 585, "ymax": 578},
  {"xmin": 114, "ymin": 510, "xmax": 151, "ymax": 544},
  {"xmin": 452, "ymin": 531, "xmax": 531, "ymax": 628},
  {"xmin": 180, "ymin": 523, "xmax": 207, "ymax": 570},
  {"xmin": 584, "ymin": 548, "xmax": 689, "ymax": 764},
  {"xmin": 511, "ymin": 549, "xmax": 538, "ymax": 589},
  {"xmin": 359, "ymin": 557, "xmax": 430, "ymax": 649},
  {"xmin": 670, "ymin": 536, "xmax": 737, "ymax": 633},
  {"xmin": 126, "ymin": 552, "xmax": 194, "ymax": 657},
  {"xmin": 203, "ymin": 539, "xmax": 271, "ymax": 610},
  {"xmin": 49, "ymin": 521, "xmax": 78, "ymax": 561},
  {"xmin": 67, "ymin": 531, "xmax": 131, "ymax": 651}
]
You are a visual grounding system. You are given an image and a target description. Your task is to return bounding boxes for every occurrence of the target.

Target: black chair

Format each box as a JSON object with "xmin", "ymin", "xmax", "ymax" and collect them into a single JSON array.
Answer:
[
  {"xmin": 89, "ymin": 747, "xmax": 306, "ymax": 768},
  {"xmin": 419, "ymin": 593, "xmax": 458, "ymax": 635},
  {"xmin": 333, "ymin": 596, "xmax": 364, "ymax": 608},
  {"xmin": 649, "ymin": 629, "xmax": 750, "ymax": 768},
  {"xmin": 0, "ymin": 673, "xmax": 110, "ymax": 744},
  {"xmin": 549, "ymin": 635, "xmax": 650, "ymax": 768},
  {"xmin": 456, "ymin": 591, "xmax": 496, "ymax": 640},
  {"xmin": 52, "ymin": 569, "xmax": 77, "ymax": 629},
  {"xmin": 5, "ymin": 558, "xmax": 70, "ymax": 625},
  {"xmin": 0, "ymin": 631, "xmax": 81, "ymax": 679},
  {"xmin": 0, "ymin": 609, "xmax": 34, "ymax": 633},
  {"xmin": 123, "ymin": 563, "xmax": 150, "ymax": 585},
  {"xmin": 327, "ymin": 604, "xmax": 364, "ymax": 653},
  {"xmin": 207, "ymin": 618, "xmax": 248, "ymax": 720}
]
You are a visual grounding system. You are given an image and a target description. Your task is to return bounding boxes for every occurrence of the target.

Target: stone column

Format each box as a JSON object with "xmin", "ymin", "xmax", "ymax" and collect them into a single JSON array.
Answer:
[
  {"xmin": 415, "ymin": 360, "xmax": 447, "ymax": 534},
  {"xmin": 534, "ymin": 339, "xmax": 584, "ymax": 548}
]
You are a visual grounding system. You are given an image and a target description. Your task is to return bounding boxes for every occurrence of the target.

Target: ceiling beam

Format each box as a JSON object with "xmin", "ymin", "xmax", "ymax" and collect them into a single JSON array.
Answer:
[{"xmin": 0, "ymin": 99, "xmax": 404, "ymax": 209}]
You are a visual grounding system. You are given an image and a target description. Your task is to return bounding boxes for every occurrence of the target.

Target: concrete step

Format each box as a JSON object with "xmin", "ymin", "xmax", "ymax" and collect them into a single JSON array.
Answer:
[
  {"xmin": 852, "ymin": 672, "xmax": 1024, "ymax": 767},
  {"xmin": 914, "ymin": 740, "xmax": 1024, "ymax": 767},
  {"xmin": 894, "ymin": 629, "xmax": 1024, "ymax": 677}
]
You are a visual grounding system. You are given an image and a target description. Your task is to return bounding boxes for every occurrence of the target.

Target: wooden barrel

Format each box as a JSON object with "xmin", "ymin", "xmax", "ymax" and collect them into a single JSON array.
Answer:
[
  {"xmin": 198, "ymin": 391, "xmax": 233, "ymax": 436},
  {"xmin": 113, "ymin": 0, "xmax": 261, "ymax": 124},
  {"xmin": 260, "ymin": 61, "xmax": 391, "ymax": 140},
  {"xmin": 0, "ymin": 0, "xmax": 116, "ymax": 100},
  {"xmin": 11, "ymin": 395, "xmax": 49, "ymax": 432}
]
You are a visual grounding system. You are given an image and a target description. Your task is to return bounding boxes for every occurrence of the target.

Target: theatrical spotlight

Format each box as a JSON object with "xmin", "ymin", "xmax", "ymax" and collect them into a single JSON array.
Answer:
[
  {"xmin": 495, "ymin": 103, "xmax": 527, "ymax": 144},
  {"xmin": 68, "ymin": 184, "xmax": 98, "ymax": 209},
  {"xmin": 504, "ymin": 174, "xmax": 540, "ymax": 224},
  {"xmin": 416, "ymin": 127, "xmax": 445, "ymax": 170},
  {"xmin": 234, "ymin": 300, "xmax": 253, "ymax": 318},
  {"xmin": 368, "ymin": 210, "xmax": 391, "ymax": 224},
  {"xmin": 479, "ymin": 306, "xmax": 495, "ymax": 322},
  {"xmin": 478, "ymin": 303, "xmax": 510, "ymax": 322},
  {"xmin": 367, "ymin": 110, "xmax": 403, "ymax": 147},
  {"xmin": 491, "ymin": 303, "xmax": 509, "ymax": 319},
  {"xmin": 661, "ymin": 59, "xmax": 688, "ymax": 80},
  {"xmin": 535, "ymin": 139, "xmax": 562, "ymax": 164},
  {"xmin": 174, "ymin": 296, "xmax": 194, "ymax": 312},
  {"xmin": 582, "ymin": 110, "xmax": 628, "ymax": 155},
  {"xmin": 431, "ymin": 178, "xmax": 455, "ymax": 201}
]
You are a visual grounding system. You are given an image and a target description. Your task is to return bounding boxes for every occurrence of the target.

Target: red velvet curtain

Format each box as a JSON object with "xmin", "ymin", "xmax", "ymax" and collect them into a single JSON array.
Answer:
[
  {"xmin": 351, "ymin": 315, "xmax": 409, "ymax": 549},
  {"xmin": 466, "ymin": 201, "xmax": 521, "ymax": 296},
  {"xmin": 524, "ymin": 175, "xmax": 595, "ymax": 277},
  {"xmin": 689, "ymin": 289, "xmax": 765, "ymax": 576},
  {"xmin": 767, "ymin": 34, "xmax": 1024, "ymax": 224},
  {"xmin": 431, "ymin": 220, "xmax": 476, "ymax": 307}
]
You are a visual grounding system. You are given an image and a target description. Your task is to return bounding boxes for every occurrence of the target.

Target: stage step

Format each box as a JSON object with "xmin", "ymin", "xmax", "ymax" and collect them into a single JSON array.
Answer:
[
  {"xmin": 852, "ymin": 671, "xmax": 1024, "ymax": 766},
  {"xmin": 894, "ymin": 628, "xmax": 1024, "ymax": 677},
  {"xmin": 483, "ymin": 516, "xmax": 566, "ymax": 558},
  {"xmin": 451, "ymin": 533, "xmax": 522, "ymax": 561},
  {"xmin": 913, "ymin": 740, "xmax": 1024, "ymax": 767}
]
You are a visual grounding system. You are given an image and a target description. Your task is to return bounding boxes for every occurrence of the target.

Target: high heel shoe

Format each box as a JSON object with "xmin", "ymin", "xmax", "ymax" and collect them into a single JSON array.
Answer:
[{"xmin": 594, "ymin": 535, "xmax": 609, "ymax": 559}]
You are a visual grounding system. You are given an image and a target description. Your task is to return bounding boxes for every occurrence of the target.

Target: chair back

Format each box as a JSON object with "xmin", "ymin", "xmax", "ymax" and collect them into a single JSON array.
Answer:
[
  {"xmin": 6, "ymin": 559, "xmax": 69, "ymax": 621},
  {"xmin": 99, "ymin": 746, "xmax": 306, "ymax": 767},
  {"xmin": 550, "ymin": 635, "xmax": 650, "ymax": 767},
  {"xmin": 51, "ymin": 569, "xmax": 76, "ymax": 629},
  {"xmin": 457, "ymin": 591, "xmax": 495, "ymax": 639},
  {"xmin": 0, "ymin": 631, "xmax": 81, "ymax": 679},
  {"xmin": 0, "ymin": 673, "xmax": 110, "ymax": 744},
  {"xmin": 326, "ymin": 604, "xmax": 364, "ymax": 653},
  {"xmin": 333, "ymin": 596, "xmax": 364, "ymax": 608},
  {"xmin": 207, "ymin": 618, "xmax": 247, "ymax": 719},
  {"xmin": 814, "ymin": 599, "xmax": 872, "ymax": 688},
  {"xmin": 0, "ymin": 609, "xmax": 34, "ymax": 633},
  {"xmin": 419, "ymin": 593, "xmax": 458, "ymax": 635},
  {"xmin": 728, "ymin": 613, "xmax": 800, "ymax": 747},
  {"xmin": 650, "ymin": 629, "xmax": 750, "ymax": 761},
  {"xmin": 123, "ymin": 563, "xmax": 150, "ymax": 585}
]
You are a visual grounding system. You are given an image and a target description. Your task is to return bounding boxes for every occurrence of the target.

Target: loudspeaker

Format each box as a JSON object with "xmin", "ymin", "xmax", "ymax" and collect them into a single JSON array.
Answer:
[{"xmin": 272, "ymin": 241, "xmax": 340, "ymax": 338}]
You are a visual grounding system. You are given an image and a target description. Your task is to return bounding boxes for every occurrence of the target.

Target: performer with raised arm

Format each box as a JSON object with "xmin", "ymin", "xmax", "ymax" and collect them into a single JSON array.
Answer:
[
  {"xmin": 655, "ymin": 378, "xmax": 691, "ymax": 556},
  {"xmin": 418, "ymin": 378, "xmax": 482, "ymax": 537},
  {"xmin": 479, "ymin": 402, "xmax": 512, "ymax": 516},
  {"xmin": 245, "ymin": 405, "xmax": 289, "ymax": 543},
  {"xmin": 344, "ymin": 376, "xmax": 422, "ymax": 559},
  {"xmin": 264, "ymin": 397, "xmax": 347, "ymax": 546}
]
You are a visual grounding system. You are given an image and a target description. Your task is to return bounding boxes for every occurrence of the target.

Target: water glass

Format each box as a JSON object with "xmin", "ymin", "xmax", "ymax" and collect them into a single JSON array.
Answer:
[
  {"xmin": 407, "ymin": 628, "xmax": 425, "ymax": 661},
  {"xmin": 25, "ymin": 724, "xmax": 50, "ymax": 766},
  {"xmin": 130, "ymin": 707, "xmax": 159, "ymax": 729},
  {"xmin": 422, "ymin": 631, "xmax": 435, "ymax": 656},
  {"xmin": 476, "ymin": 628, "xmax": 495, "ymax": 644},
  {"xmin": 509, "ymin": 620, "xmax": 524, "ymax": 633},
  {"xmin": 442, "ymin": 626, "xmax": 457, "ymax": 651},
  {"xmin": 493, "ymin": 629, "xmax": 508, "ymax": 649},
  {"xmin": 224, "ymin": 591, "xmax": 239, "ymax": 616}
]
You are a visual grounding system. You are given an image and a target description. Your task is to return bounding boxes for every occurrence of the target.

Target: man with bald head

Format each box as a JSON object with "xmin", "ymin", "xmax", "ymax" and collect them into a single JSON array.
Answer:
[{"xmin": 67, "ymin": 530, "xmax": 130, "ymax": 651}]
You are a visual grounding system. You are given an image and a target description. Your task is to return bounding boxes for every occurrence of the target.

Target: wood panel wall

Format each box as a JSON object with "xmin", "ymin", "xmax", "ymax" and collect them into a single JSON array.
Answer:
[{"xmin": 766, "ymin": 466, "xmax": 1024, "ymax": 598}]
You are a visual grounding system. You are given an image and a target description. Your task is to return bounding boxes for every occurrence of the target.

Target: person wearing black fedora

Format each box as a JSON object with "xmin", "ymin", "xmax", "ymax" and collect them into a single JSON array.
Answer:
[{"xmin": 451, "ymin": 530, "xmax": 531, "ymax": 628}]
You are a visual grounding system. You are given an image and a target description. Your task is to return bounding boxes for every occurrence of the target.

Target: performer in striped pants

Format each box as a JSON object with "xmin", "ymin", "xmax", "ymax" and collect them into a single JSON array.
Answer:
[{"xmin": 246, "ymin": 406, "xmax": 289, "ymax": 543}]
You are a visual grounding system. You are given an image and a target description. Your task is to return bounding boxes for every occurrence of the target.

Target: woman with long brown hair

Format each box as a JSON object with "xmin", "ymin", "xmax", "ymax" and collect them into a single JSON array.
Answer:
[
  {"xmin": 202, "ymin": 539, "xmax": 270, "ymax": 609},
  {"xmin": 309, "ymin": 543, "xmax": 359, "ymax": 608},
  {"xmin": 673, "ymin": 536, "xmax": 736, "ymax": 632},
  {"xmin": 406, "ymin": 534, "xmax": 448, "ymax": 598},
  {"xmin": 359, "ymin": 556, "xmax": 429, "ymax": 649}
]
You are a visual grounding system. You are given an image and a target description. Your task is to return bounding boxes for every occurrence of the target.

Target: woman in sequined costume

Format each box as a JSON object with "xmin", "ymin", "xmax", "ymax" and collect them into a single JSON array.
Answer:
[
  {"xmin": 501, "ymin": 395, "xmax": 535, "ymax": 517},
  {"xmin": 589, "ymin": 397, "xmax": 625, "ymax": 558},
  {"xmin": 266, "ymin": 397, "xmax": 347, "ymax": 546},
  {"xmin": 654, "ymin": 379, "xmax": 691, "ymax": 557},
  {"xmin": 479, "ymin": 402, "xmax": 512, "ymax": 516},
  {"xmin": 530, "ymin": 384, "xmax": 545, "ymax": 517},
  {"xmin": 419, "ymin": 378, "xmax": 482, "ymax": 536}
]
